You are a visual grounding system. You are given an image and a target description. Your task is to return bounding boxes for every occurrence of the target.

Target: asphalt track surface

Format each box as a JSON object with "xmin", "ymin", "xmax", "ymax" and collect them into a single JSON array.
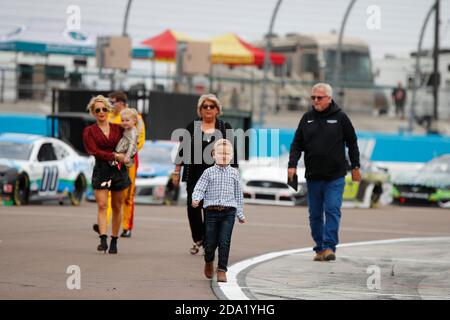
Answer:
[{"xmin": 1, "ymin": 202, "xmax": 449, "ymax": 299}]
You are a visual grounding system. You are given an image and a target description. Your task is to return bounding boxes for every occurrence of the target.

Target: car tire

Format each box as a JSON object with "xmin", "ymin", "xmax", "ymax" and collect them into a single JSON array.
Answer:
[
  {"xmin": 69, "ymin": 174, "xmax": 86, "ymax": 206},
  {"xmin": 370, "ymin": 184, "xmax": 383, "ymax": 208},
  {"xmin": 13, "ymin": 173, "xmax": 30, "ymax": 206},
  {"xmin": 294, "ymin": 196, "xmax": 308, "ymax": 206},
  {"xmin": 437, "ymin": 200, "xmax": 450, "ymax": 209}
]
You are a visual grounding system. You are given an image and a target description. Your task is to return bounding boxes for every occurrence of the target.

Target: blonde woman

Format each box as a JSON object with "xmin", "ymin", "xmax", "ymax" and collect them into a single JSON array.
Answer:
[{"xmin": 83, "ymin": 95, "xmax": 130, "ymax": 254}]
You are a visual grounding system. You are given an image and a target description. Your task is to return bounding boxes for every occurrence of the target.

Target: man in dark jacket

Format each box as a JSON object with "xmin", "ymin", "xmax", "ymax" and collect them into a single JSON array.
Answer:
[{"xmin": 288, "ymin": 83, "xmax": 361, "ymax": 262}]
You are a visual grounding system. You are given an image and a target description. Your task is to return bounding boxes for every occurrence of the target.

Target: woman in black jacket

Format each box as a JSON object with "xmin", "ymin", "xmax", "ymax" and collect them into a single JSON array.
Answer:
[{"xmin": 172, "ymin": 94, "xmax": 238, "ymax": 255}]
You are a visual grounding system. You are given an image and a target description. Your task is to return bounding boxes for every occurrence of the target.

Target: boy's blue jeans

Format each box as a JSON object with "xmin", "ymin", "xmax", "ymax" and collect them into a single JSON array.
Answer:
[
  {"xmin": 306, "ymin": 177, "xmax": 345, "ymax": 253},
  {"xmin": 204, "ymin": 207, "xmax": 236, "ymax": 272}
]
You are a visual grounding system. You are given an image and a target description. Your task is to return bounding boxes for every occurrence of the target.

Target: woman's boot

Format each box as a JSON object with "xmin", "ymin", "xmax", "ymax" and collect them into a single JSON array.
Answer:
[
  {"xmin": 97, "ymin": 234, "xmax": 108, "ymax": 253},
  {"xmin": 108, "ymin": 236, "xmax": 118, "ymax": 254}
]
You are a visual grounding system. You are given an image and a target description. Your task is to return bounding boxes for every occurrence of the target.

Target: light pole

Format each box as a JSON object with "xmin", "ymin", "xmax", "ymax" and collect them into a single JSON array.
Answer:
[
  {"xmin": 432, "ymin": 0, "xmax": 440, "ymax": 121},
  {"xmin": 332, "ymin": 0, "xmax": 357, "ymax": 106},
  {"xmin": 117, "ymin": 0, "xmax": 133, "ymax": 90},
  {"xmin": 259, "ymin": 0, "xmax": 283, "ymax": 126},
  {"xmin": 0, "ymin": 67, "xmax": 4, "ymax": 103},
  {"xmin": 408, "ymin": 3, "xmax": 436, "ymax": 133},
  {"xmin": 122, "ymin": 0, "xmax": 133, "ymax": 36}
]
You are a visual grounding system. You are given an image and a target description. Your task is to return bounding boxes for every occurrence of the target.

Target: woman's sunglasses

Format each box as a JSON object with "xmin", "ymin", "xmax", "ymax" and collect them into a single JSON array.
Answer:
[
  {"xmin": 94, "ymin": 107, "xmax": 109, "ymax": 114},
  {"xmin": 202, "ymin": 104, "xmax": 216, "ymax": 110}
]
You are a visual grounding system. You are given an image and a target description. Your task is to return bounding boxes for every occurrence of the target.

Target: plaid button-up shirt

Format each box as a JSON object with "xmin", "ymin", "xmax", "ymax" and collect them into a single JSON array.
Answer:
[{"xmin": 192, "ymin": 164, "xmax": 244, "ymax": 220}]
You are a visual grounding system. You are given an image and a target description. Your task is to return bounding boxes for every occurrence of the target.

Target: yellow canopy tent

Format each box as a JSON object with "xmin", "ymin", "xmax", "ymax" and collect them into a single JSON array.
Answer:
[{"xmin": 210, "ymin": 33, "xmax": 254, "ymax": 65}]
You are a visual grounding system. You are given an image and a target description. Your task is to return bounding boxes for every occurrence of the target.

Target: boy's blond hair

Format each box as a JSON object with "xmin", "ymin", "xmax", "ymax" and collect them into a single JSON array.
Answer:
[
  {"xmin": 120, "ymin": 108, "xmax": 139, "ymax": 124},
  {"xmin": 213, "ymin": 139, "xmax": 233, "ymax": 155}
]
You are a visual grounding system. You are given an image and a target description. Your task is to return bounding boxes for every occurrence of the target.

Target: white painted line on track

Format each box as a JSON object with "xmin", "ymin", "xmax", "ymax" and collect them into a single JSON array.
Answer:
[
  {"xmin": 218, "ymin": 237, "xmax": 450, "ymax": 300},
  {"xmin": 252, "ymin": 288, "xmax": 450, "ymax": 300}
]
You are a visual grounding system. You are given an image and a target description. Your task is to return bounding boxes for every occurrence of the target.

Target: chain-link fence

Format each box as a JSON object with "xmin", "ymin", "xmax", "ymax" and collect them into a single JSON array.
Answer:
[{"xmin": 0, "ymin": 64, "xmax": 448, "ymax": 122}]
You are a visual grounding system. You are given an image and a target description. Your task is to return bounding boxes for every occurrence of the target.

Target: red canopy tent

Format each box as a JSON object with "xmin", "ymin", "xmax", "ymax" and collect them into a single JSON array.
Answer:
[
  {"xmin": 140, "ymin": 29, "xmax": 193, "ymax": 61},
  {"xmin": 236, "ymin": 35, "xmax": 285, "ymax": 67}
]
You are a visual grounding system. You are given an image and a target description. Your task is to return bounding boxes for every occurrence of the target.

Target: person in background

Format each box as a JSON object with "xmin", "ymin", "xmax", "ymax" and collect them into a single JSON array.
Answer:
[
  {"xmin": 391, "ymin": 81, "xmax": 407, "ymax": 119},
  {"xmin": 230, "ymin": 87, "xmax": 239, "ymax": 110}
]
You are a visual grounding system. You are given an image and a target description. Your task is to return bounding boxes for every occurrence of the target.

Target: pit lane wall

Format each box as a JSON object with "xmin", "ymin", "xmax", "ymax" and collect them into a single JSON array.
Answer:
[
  {"xmin": 0, "ymin": 113, "xmax": 48, "ymax": 135},
  {"xmin": 248, "ymin": 128, "xmax": 450, "ymax": 169},
  {"xmin": 1, "ymin": 113, "xmax": 449, "ymax": 166}
]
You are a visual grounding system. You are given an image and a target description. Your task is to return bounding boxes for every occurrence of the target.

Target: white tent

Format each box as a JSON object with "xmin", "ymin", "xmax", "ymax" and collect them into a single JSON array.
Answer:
[{"xmin": 0, "ymin": 18, "xmax": 153, "ymax": 58}]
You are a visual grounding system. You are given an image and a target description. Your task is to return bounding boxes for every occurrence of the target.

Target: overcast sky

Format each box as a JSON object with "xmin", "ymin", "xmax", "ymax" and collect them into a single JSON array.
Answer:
[{"xmin": 0, "ymin": 0, "xmax": 449, "ymax": 59}]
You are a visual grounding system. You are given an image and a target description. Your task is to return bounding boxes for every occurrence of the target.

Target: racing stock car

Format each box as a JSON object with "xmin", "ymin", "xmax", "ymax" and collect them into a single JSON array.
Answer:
[
  {"xmin": 240, "ymin": 154, "xmax": 390, "ymax": 208},
  {"xmin": 392, "ymin": 154, "xmax": 450, "ymax": 208},
  {"xmin": 0, "ymin": 133, "xmax": 93, "ymax": 206}
]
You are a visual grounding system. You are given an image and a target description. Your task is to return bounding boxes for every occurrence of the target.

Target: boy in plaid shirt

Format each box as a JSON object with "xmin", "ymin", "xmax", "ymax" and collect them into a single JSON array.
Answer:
[{"xmin": 192, "ymin": 139, "xmax": 245, "ymax": 282}]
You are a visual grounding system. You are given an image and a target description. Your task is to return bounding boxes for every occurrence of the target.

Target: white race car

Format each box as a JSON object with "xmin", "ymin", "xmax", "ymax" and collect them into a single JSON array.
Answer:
[
  {"xmin": 240, "ymin": 154, "xmax": 390, "ymax": 208},
  {"xmin": 0, "ymin": 133, "xmax": 93, "ymax": 206},
  {"xmin": 240, "ymin": 156, "xmax": 308, "ymax": 206}
]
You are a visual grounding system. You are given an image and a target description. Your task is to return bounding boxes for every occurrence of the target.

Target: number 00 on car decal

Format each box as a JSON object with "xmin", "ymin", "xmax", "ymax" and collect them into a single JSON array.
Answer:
[{"xmin": 40, "ymin": 166, "xmax": 59, "ymax": 192}]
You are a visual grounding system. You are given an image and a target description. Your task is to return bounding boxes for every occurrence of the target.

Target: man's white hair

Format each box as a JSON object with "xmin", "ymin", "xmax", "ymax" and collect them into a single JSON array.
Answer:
[{"xmin": 312, "ymin": 83, "xmax": 333, "ymax": 98}]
